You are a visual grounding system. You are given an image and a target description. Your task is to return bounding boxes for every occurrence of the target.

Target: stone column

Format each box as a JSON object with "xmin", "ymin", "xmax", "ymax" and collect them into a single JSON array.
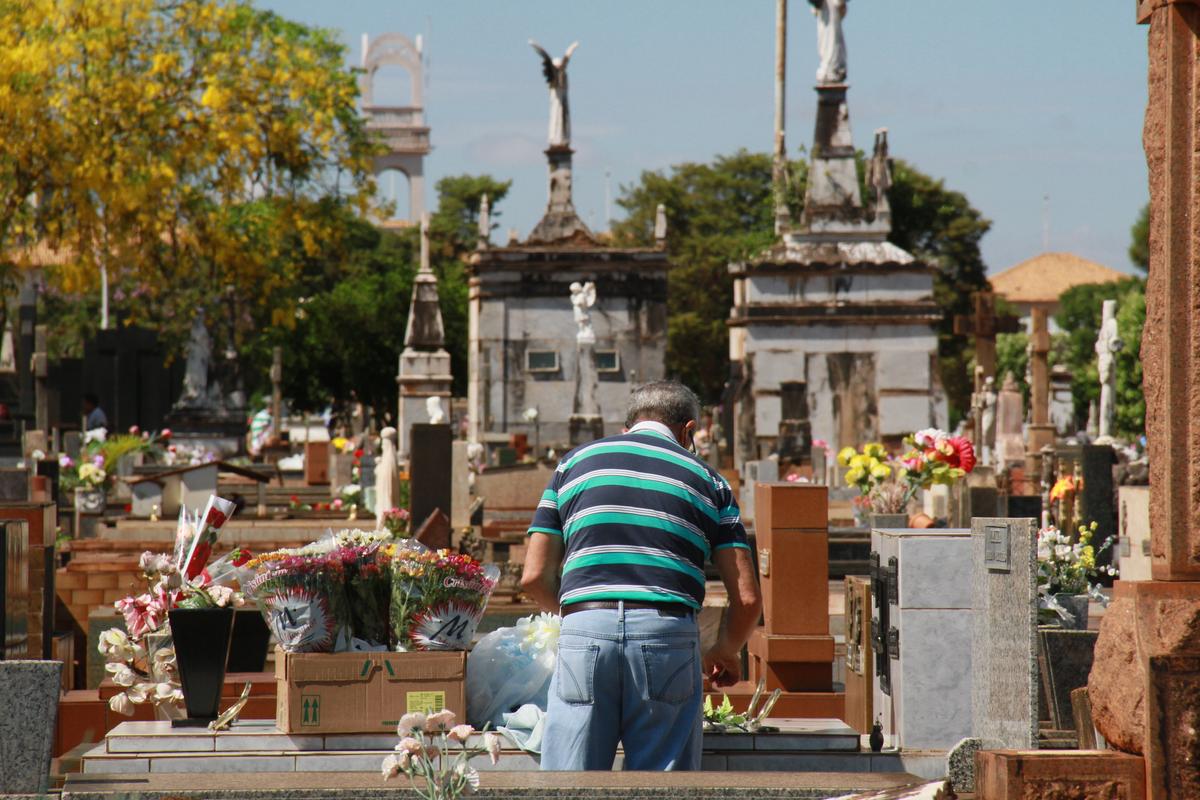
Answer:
[
  {"xmin": 1024, "ymin": 308, "xmax": 1055, "ymax": 474},
  {"xmin": 1088, "ymin": 5, "xmax": 1200, "ymax": 799}
]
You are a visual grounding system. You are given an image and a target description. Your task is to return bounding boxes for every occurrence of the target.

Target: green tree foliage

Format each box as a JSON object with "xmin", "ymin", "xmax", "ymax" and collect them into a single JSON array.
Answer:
[
  {"xmin": 268, "ymin": 175, "xmax": 510, "ymax": 418},
  {"xmin": 611, "ymin": 150, "xmax": 991, "ymax": 418},
  {"xmin": 1054, "ymin": 278, "xmax": 1146, "ymax": 438},
  {"xmin": 885, "ymin": 161, "xmax": 992, "ymax": 426},
  {"xmin": 1129, "ymin": 204, "xmax": 1150, "ymax": 272}
]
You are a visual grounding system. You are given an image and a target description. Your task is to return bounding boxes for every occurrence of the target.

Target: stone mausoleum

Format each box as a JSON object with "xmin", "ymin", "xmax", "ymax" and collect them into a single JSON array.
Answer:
[
  {"xmin": 728, "ymin": 73, "xmax": 945, "ymax": 468},
  {"xmin": 467, "ymin": 44, "xmax": 669, "ymax": 454}
]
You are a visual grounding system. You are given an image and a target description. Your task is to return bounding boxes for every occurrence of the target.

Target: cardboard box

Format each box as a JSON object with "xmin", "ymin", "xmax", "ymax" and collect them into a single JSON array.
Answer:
[{"xmin": 275, "ymin": 647, "xmax": 466, "ymax": 734}]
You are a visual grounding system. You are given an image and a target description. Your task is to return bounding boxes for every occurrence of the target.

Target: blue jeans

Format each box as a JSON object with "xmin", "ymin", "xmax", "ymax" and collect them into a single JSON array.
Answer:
[{"xmin": 540, "ymin": 603, "xmax": 703, "ymax": 771}]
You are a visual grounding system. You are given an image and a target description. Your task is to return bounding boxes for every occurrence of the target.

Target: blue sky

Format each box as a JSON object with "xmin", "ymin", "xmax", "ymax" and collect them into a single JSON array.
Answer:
[{"xmin": 260, "ymin": 1, "xmax": 1148, "ymax": 275}]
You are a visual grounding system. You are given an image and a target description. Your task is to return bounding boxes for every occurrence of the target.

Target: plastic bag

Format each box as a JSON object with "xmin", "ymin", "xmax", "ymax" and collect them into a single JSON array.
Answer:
[{"xmin": 466, "ymin": 613, "xmax": 560, "ymax": 728}]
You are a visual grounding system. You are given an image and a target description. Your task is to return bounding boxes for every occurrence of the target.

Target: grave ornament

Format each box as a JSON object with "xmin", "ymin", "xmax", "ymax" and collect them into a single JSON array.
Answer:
[
  {"xmin": 809, "ymin": 0, "xmax": 848, "ymax": 84},
  {"xmin": 529, "ymin": 40, "xmax": 578, "ymax": 147},
  {"xmin": 1094, "ymin": 299, "xmax": 1122, "ymax": 444}
]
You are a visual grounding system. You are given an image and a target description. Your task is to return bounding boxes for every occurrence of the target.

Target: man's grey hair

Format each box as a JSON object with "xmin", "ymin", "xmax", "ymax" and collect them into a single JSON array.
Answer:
[{"xmin": 625, "ymin": 381, "xmax": 701, "ymax": 428}]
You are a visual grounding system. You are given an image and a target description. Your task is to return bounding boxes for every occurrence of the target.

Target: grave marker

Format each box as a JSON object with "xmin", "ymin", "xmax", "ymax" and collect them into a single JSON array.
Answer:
[{"xmin": 971, "ymin": 517, "xmax": 1039, "ymax": 750}]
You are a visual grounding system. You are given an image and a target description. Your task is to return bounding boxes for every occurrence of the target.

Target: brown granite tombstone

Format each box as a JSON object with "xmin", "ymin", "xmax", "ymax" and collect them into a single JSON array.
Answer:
[{"xmin": 1083, "ymin": 4, "xmax": 1200, "ymax": 798}]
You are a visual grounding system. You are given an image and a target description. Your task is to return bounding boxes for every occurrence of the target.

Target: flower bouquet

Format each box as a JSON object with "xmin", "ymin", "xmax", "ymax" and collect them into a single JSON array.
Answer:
[
  {"xmin": 383, "ymin": 710, "xmax": 502, "ymax": 799},
  {"xmin": 837, "ymin": 430, "xmax": 976, "ymax": 517},
  {"xmin": 244, "ymin": 548, "xmax": 352, "ymax": 653},
  {"xmin": 390, "ymin": 546, "xmax": 499, "ymax": 651},
  {"xmin": 172, "ymin": 495, "xmax": 236, "ymax": 581},
  {"xmin": 1036, "ymin": 520, "xmax": 1115, "ymax": 626},
  {"xmin": 100, "ymin": 498, "xmax": 246, "ymax": 717}
]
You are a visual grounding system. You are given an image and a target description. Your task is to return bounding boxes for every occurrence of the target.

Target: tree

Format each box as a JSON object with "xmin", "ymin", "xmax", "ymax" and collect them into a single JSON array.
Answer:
[
  {"xmin": 268, "ymin": 175, "xmax": 511, "ymax": 418},
  {"xmin": 611, "ymin": 150, "xmax": 991, "ymax": 419},
  {"xmin": 12, "ymin": 0, "xmax": 377, "ymax": 364},
  {"xmin": 1129, "ymin": 204, "xmax": 1150, "ymax": 272},
  {"xmin": 1054, "ymin": 278, "xmax": 1146, "ymax": 438}
]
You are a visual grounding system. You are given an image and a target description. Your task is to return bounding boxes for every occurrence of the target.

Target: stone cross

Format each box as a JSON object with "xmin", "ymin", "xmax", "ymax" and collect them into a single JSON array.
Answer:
[
  {"xmin": 1094, "ymin": 299, "xmax": 1122, "ymax": 444},
  {"xmin": 953, "ymin": 291, "xmax": 1021, "ymax": 388}
]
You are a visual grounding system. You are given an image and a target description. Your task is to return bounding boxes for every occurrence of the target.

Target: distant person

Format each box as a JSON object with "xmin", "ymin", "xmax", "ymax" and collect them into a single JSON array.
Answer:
[
  {"xmin": 82, "ymin": 393, "xmax": 108, "ymax": 432},
  {"xmin": 521, "ymin": 381, "xmax": 762, "ymax": 771}
]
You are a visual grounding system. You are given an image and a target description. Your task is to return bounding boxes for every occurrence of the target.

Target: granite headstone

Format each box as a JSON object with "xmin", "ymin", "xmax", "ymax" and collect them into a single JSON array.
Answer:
[
  {"xmin": 0, "ymin": 660, "xmax": 62, "ymax": 794},
  {"xmin": 971, "ymin": 517, "xmax": 1039, "ymax": 750},
  {"xmin": 409, "ymin": 423, "xmax": 452, "ymax": 531},
  {"xmin": 0, "ymin": 467, "xmax": 29, "ymax": 502}
]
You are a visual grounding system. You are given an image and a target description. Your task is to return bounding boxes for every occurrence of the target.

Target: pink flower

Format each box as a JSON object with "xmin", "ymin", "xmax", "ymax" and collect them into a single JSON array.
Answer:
[
  {"xmin": 812, "ymin": 439, "xmax": 828, "ymax": 449},
  {"xmin": 447, "ymin": 724, "xmax": 474, "ymax": 744},
  {"xmin": 397, "ymin": 713, "xmax": 426, "ymax": 736},
  {"xmin": 424, "ymin": 709, "xmax": 456, "ymax": 732},
  {"xmin": 128, "ymin": 425, "xmax": 140, "ymax": 435},
  {"xmin": 161, "ymin": 428, "xmax": 172, "ymax": 439},
  {"xmin": 483, "ymin": 732, "xmax": 501, "ymax": 765},
  {"xmin": 381, "ymin": 753, "xmax": 402, "ymax": 779},
  {"xmin": 92, "ymin": 454, "xmax": 106, "ymax": 467},
  {"xmin": 395, "ymin": 736, "xmax": 423, "ymax": 758}
]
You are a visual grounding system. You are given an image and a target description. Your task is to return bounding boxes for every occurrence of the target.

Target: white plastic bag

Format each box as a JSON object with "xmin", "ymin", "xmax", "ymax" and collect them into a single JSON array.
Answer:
[{"xmin": 466, "ymin": 613, "xmax": 560, "ymax": 728}]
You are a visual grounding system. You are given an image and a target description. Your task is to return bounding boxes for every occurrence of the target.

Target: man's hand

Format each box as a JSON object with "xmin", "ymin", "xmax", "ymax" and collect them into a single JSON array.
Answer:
[
  {"xmin": 702, "ymin": 645, "xmax": 741, "ymax": 688},
  {"xmin": 519, "ymin": 532, "xmax": 565, "ymax": 614}
]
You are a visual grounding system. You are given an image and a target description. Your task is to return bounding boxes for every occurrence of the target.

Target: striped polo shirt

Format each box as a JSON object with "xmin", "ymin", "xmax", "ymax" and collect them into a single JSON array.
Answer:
[{"xmin": 528, "ymin": 420, "xmax": 750, "ymax": 609}]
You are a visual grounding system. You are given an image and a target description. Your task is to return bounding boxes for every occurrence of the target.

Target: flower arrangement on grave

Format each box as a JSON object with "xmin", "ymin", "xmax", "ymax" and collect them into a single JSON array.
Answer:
[
  {"xmin": 389, "ymin": 546, "xmax": 499, "ymax": 652},
  {"xmin": 1037, "ymin": 521, "xmax": 1115, "ymax": 595},
  {"xmin": 837, "ymin": 430, "xmax": 976, "ymax": 515},
  {"xmin": 59, "ymin": 430, "xmax": 165, "ymax": 493},
  {"xmin": 382, "ymin": 507, "xmax": 411, "ymax": 537},
  {"xmin": 100, "ymin": 496, "xmax": 240, "ymax": 717},
  {"xmin": 382, "ymin": 710, "xmax": 502, "ymax": 799},
  {"xmin": 1049, "ymin": 475, "xmax": 1076, "ymax": 503}
]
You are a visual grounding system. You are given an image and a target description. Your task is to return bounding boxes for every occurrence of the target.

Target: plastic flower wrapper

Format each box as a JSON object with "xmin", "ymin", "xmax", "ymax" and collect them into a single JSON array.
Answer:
[
  {"xmin": 245, "ymin": 550, "xmax": 352, "ymax": 653},
  {"xmin": 177, "ymin": 495, "xmax": 236, "ymax": 580},
  {"xmin": 338, "ymin": 542, "xmax": 391, "ymax": 647},
  {"xmin": 466, "ymin": 613, "xmax": 559, "ymax": 728},
  {"xmin": 389, "ymin": 545, "xmax": 499, "ymax": 651}
]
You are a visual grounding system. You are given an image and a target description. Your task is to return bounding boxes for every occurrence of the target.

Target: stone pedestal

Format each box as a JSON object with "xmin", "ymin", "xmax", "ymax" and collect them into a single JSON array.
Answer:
[
  {"xmin": 746, "ymin": 484, "xmax": 841, "ymax": 712},
  {"xmin": 0, "ymin": 660, "xmax": 62, "ymax": 794},
  {"xmin": 397, "ymin": 349, "xmax": 452, "ymax": 458},
  {"xmin": 976, "ymin": 750, "xmax": 1145, "ymax": 800}
]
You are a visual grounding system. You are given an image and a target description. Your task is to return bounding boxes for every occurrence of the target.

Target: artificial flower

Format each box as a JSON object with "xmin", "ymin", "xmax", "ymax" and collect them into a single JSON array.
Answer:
[
  {"xmin": 447, "ymin": 724, "xmax": 474, "ymax": 744},
  {"xmin": 424, "ymin": 709, "xmax": 456, "ymax": 732},
  {"xmin": 483, "ymin": 732, "xmax": 502, "ymax": 765},
  {"xmin": 397, "ymin": 714, "xmax": 427, "ymax": 736}
]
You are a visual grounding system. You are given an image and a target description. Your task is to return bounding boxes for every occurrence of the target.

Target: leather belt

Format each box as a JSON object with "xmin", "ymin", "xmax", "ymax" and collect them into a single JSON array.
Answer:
[{"xmin": 560, "ymin": 600, "xmax": 694, "ymax": 618}]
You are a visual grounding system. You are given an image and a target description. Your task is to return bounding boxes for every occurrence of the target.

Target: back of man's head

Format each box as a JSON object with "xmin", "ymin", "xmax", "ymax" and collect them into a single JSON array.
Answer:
[{"xmin": 625, "ymin": 381, "xmax": 701, "ymax": 429}]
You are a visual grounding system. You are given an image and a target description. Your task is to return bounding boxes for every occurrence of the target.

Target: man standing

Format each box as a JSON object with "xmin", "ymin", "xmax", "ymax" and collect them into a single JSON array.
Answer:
[
  {"xmin": 521, "ymin": 381, "xmax": 762, "ymax": 771},
  {"xmin": 82, "ymin": 393, "xmax": 108, "ymax": 432}
]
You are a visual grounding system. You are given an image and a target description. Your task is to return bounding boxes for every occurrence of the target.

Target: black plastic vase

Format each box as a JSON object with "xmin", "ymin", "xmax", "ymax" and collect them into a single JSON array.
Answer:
[
  {"xmin": 227, "ymin": 609, "xmax": 271, "ymax": 673},
  {"xmin": 168, "ymin": 607, "xmax": 234, "ymax": 726}
]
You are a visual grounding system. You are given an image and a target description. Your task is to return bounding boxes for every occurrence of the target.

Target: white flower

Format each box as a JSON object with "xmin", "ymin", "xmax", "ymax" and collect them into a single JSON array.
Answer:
[
  {"xmin": 108, "ymin": 692, "xmax": 134, "ymax": 716},
  {"xmin": 207, "ymin": 585, "xmax": 236, "ymax": 607},
  {"xmin": 127, "ymin": 683, "xmax": 152, "ymax": 703},
  {"xmin": 105, "ymin": 662, "xmax": 138, "ymax": 687},
  {"xmin": 455, "ymin": 762, "xmax": 481, "ymax": 791},
  {"xmin": 84, "ymin": 427, "xmax": 108, "ymax": 444},
  {"xmin": 397, "ymin": 713, "xmax": 427, "ymax": 736},
  {"xmin": 153, "ymin": 682, "xmax": 178, "ymax": 701},
  {"xmin": 31, "ymin": 449, "xmax": 45, "ymax": 461},
  {"xmin": 517, "ymin": 613, "xmax": 561, "ymax": 670},
  {"xmin": 483, "ymin": 732, "xmax": 501, "ymax": 765},
  {"xmin": 522, "ymin": 407, "xmax": 539, "ymax": 423},
  {"xmin": 381, "ymin": 753, "xmax": 402, "ymax": 780},
  {"xmin": 98, "ymin": 628, "xmax": 139, "ymax": 662},
  {"xmin": 912, "ymin": 428, "xmax": 947, "ymax": 448}
]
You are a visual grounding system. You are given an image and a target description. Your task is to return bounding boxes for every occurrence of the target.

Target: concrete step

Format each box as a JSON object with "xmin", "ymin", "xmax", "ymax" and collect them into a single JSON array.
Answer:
[{"xmin": 80, "ymin": 718, "xmax": 878, "ymax": 776}]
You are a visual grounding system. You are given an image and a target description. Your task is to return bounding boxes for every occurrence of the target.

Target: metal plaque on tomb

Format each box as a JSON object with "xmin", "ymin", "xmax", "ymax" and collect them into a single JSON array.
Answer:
[
  {"xmin": 984, "ymin": 524, "xmax": 1011, "ymax": 572},
  {"xmin": 886, "ymin": 557, "xmax": 899, "ymax": 605}
]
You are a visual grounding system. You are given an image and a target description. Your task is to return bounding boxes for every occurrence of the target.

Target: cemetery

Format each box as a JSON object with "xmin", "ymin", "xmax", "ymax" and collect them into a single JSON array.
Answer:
[{"xmin": 0, "ymin": 2, "xmax": 1185, "ymax": 799}]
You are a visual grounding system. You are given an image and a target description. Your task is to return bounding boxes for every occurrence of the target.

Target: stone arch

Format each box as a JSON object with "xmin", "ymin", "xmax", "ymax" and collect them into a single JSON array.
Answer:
[{"xmin": 360, "ymin": 33, "xmax": 423, "ymax": 109}]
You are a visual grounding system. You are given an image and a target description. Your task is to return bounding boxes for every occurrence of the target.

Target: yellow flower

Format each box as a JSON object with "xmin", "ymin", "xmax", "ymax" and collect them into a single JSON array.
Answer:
[
  {"xmin": 870, "ymin": 463, "xmax": 891, "ymax": 480},
  {"xmin": 837, "ymin": 447, "xmax": 856, "ymax": 468},
  {"xmin": 863, "ymin": 443, "xmax": 887, "ymax": 460},
  {"xmin": 845, "ymin": 467, "xmax": 866, "ymax": 486}
]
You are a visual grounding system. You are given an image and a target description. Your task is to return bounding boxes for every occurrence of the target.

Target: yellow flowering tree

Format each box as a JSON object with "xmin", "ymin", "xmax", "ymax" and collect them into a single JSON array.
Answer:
[{"xmin": 3, "ymin": 0, "xmax": 378, "ymax": 356}]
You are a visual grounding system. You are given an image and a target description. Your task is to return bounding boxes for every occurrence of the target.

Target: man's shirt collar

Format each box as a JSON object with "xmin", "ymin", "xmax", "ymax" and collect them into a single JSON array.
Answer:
[{"xmin": 628, "ymin": 420, "xmax": 677, "ymax": 443}]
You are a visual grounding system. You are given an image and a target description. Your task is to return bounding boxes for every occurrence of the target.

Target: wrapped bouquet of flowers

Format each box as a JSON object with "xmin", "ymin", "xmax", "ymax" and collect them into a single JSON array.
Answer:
[
  {"xmin": 389, "ymin": 546, "xmax": 499, "ymax": 651},
  {"xmin": 244, "ymin": 548, "xmax": 352, "ymax": 653},
  {"xmin": 172, "ymin": 495, "xmax": 237, "ymax": 581}
]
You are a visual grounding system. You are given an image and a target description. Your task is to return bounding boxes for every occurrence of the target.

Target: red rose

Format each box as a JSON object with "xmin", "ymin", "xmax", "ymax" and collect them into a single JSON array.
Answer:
[
  {"xmin": 231, "ymin": 549, "xmax": 252, "ymax": 567},
  {"xmin": 353, "ymin": 448, "xmax": 364, "ymax": 459},
  {"xmin": 207, "ymin": 509, "xmax": 228, "ymax": 528}
]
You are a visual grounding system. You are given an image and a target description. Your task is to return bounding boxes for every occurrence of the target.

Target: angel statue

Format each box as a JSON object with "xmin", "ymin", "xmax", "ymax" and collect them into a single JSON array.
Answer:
[
  {"xmin": 529, "ymin": 39, "xmax": 579, "ymax": 147},
  {"xmin": 569, "ymin": 280, "xmax": 596, "ymax": 345},
  {"xmin": 809, "ymin": 0, "xmax": 849, "ymax": 84}
]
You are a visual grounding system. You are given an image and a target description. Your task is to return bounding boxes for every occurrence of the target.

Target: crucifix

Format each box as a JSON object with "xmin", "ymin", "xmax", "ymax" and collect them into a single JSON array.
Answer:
[{"xmin": 953, "ymin": 291, "xmax": 1021, "ymax": 391}]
